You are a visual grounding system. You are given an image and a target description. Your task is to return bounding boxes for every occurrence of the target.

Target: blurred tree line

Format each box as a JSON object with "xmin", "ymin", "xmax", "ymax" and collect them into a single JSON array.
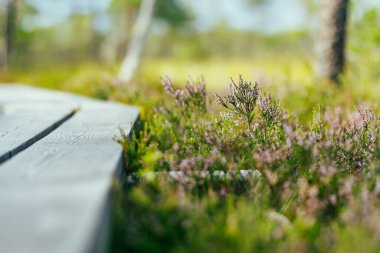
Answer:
[
  {"xmin": 0, "ymin": 0, "xmax": 379, "ymax": 84},
  {"xmin": 0, "ymin": 0, "xmax": 193, "ymax": 70}
]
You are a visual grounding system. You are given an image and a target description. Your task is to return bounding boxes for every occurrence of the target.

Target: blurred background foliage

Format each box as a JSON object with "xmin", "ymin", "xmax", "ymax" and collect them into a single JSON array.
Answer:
[{"xmin": 0, "ymin": 0, "xmax": 379, "ymax": 118}]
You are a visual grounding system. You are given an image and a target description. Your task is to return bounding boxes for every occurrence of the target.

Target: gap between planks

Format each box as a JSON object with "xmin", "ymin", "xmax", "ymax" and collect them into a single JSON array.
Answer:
[{"xmin": 0, "ymin": 109, "xmax": 77, "ymax": 165}]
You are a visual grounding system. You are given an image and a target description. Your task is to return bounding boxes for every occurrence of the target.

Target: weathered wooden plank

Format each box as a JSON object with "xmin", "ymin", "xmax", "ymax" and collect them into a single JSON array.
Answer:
[
  {"xmin": 0, "ymin": 104, "xmax": 137, "ymax": 185},
  {"xmin": 0, "ymin": 110, "xmax": 75, "ymax": 163},
  {"xmin": 0, "ymin": 84, "xmax": 94, "ymax": 104},
  {"xmin": 0, "ymin": 84, "xmax": 139, "ymax": 253},
  {"xmin": 0, "ymin": 84, "xmax": 81, "ymax": 163}
]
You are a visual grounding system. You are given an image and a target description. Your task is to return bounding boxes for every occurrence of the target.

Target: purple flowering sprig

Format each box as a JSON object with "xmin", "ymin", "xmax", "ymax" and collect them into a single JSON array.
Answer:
[
  {"xmin": 215, "ymin": 76, "xmax": 259, "ymax": 130},
  {"xmin": 259, "ymin": 94, "xmax": 282, "ymax": 127},
  {"xmin": 161, "ymin": 75, "xmax": 208, "ymax": 117},
  {"xmin": 258, "ymin": 94, "xmax": 284, "ymax": 143}
]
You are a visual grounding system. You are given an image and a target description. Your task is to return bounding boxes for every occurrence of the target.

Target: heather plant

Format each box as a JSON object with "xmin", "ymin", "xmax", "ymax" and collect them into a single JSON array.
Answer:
[
  {"xmin": 161, "ymin": 75, "xmax": 208, "ymax": 118},
  {"xmin": 113, "ymin": 76, "xmax": 380, "ymax": 253},
  {"xmin": 215, "ymin": 76, "xmax": 259, "ymax": 130}
]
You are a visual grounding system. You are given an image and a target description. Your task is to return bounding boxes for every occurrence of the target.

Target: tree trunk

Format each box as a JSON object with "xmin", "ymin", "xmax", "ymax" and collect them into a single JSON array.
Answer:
[
  {"xmin": 315, "ymin": 0, "xmax": 349, "ymax": 83},
  {"xmin": 118, "ymin": 0, "xmax": 156, "ymax": 85},
  {"xmin": 0, "ymin": 1, "xmax": 9, "ymax": 69},
  {"xmin": 0, "ymin": 0, "xmax": 19, "ymax": 69}
]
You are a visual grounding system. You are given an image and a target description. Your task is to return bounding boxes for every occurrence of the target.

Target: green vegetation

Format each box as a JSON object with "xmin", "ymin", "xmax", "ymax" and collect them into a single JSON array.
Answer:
[
  {"xmin": 1, "ymin": 2, "xmax": 380, "ymax": 252},
  {"xmin": 111, "ymin": 76, "xmax": 380, "ymax": 253}
]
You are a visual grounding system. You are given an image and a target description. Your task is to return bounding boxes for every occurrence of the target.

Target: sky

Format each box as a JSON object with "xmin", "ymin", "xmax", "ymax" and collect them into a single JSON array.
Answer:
[
  {"xmin": 24, "ymin": 0, "xmax": 110, "ymax": 30},
  {"xmin": 24, "ymin": 0, "xmax": 380, "ymax": 34},
  {"xmin": 188, "ymin": 0, "xmax": 308, "ymax": 33}
]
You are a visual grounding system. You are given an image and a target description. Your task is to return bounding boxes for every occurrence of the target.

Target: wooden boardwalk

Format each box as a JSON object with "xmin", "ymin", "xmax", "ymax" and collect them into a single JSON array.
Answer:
[{"xmin": 0, "ymin": 84, "xmax": 139, "ymax": 253}]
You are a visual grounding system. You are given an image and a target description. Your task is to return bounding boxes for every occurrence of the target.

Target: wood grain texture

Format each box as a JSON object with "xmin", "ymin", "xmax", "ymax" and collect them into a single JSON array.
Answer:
[
  {"xmin": 0, "ymin": 85, "xmax": 78, "ymax": 163},
  {"xmin": 0, "ymin": 84, "xmax": 139, "ymax": 253},
  {"xmin": 0, "ymin": 110, "xmax": 75, "ymax": 163}
]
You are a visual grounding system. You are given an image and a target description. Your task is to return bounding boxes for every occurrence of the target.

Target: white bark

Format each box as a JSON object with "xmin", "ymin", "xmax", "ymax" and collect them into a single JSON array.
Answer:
[{"xmin": 118, "ymin": 0, "xmax": 156, "ymax": 84}]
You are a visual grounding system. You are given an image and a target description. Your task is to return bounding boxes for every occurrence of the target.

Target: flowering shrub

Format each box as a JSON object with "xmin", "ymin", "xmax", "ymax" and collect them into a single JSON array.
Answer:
[
  {"xmin": 112, "ymin": 76, "xmax": 380, "ymax": 253},
  {"xmin": 215, "ymin": 76, "xmax": 259, "ymax": 129}
]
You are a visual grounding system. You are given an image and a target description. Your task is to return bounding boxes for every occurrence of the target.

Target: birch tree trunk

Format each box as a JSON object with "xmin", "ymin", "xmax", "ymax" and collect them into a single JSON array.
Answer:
[
  {"xmin": 118, "ymin": 0, "xmax": 156, "ymax": 84},
  {"xmin": 315, "ymin": 0, "xmax": 349, "ymax": 83}
]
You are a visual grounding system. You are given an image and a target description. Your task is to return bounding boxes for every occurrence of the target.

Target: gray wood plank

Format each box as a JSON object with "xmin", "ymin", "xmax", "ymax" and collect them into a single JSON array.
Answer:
[
  {"xmin": 0, "ymin": 84, "xmax": 80, "ymax": 163},
  {"xmin": 0, "ymin": 84, "xmax": 95, "ymax": 104},
  {"xmin": 0, "ymin": 109, "xmax": 75, "ymax": 163},
  {"xmin": 0, "ymin": 84, "xmax": 139, "ymax": 253}
]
